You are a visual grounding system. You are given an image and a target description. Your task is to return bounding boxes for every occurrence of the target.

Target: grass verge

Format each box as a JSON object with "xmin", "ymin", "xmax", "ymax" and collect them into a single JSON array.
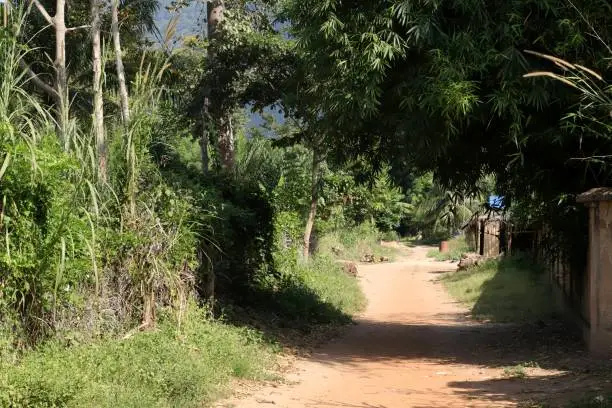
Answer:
[
  {"xmin": 441, "ymin": 255, "xmax": 559, "ymax": 323},
  {"xmin": 317, "ymin": 223, "xmax": 397, "ymax": 262},
  {"xmin": 0, "ymin": 305, "xmax": 275, "ymax": 408},
  {"xmin": 426, "ymin": 235, "xmax": 470, "ymax": 262}
]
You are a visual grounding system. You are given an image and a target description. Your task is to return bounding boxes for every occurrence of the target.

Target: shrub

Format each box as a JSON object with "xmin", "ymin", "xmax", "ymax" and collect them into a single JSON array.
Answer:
[
  {"xmin": 267, "ymin": 250, "xmax": 366, "ymax": 324},
  {"xmin": 0, "ymin": 136, "xmax": 94, "ymax": 344},
  {"xmin": 201, "ymin": 174, "xmax": 276, "ymax": 295}
]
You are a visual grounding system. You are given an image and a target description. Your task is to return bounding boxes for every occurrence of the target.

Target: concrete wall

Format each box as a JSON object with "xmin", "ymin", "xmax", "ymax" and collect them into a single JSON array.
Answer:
[{"xmin": 578, "ymin": 188, "xmax": 612, "ymax": 356}]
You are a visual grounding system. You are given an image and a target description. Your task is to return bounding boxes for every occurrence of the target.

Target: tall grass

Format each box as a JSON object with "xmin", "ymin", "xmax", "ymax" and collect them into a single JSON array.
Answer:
[{"xmin": 268, "ymin": 250, "xmax": 367, "ymax": 325}]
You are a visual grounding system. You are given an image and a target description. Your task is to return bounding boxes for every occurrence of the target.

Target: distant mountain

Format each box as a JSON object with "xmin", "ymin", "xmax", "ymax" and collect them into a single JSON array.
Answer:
[{"xmin": 155, "ymin": 0, "xmax": 205, "ymax": 43}]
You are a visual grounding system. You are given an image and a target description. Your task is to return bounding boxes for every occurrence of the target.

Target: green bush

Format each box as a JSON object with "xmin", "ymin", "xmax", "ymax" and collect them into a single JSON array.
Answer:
[
  {"xmin": 0, "ymin": 136, "xmax": 94, "ymax": 343},
  {"xmin": 201, "ymin": 174, "xmax": 277, "ymax": 295},
  {"xmin": 266, "ymin": 250, "xmax": 366, "ymax": 324}
]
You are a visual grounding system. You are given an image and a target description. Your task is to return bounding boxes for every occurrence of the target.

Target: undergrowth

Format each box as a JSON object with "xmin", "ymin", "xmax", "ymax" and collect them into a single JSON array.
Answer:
[
  {"xmin": 0, "ymin": 232, "xmax": 368, "ymax": 408},
  {"xmin": 0, "ymin": 304, "xmax": 275, "ymax": 408},
  {"xmin": 231, "ymin": 248, "xmax": 367, "ymax": 338},
  {"xmin": 441, "ymin": 255, "xmax": 559, "ymax": 323},
  {"xmin": 317, "ymin": 223, "xmax": 397, "ymax": 262}
]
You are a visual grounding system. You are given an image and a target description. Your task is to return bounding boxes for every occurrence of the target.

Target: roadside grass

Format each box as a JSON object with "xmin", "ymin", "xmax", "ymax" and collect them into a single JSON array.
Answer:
[
  {"xmin": 243, "ymin": 252, "xmax": 367, "ymax": 330},
  {"xmin": 0, "ymin": 304, "xmax": 275, "ymax": 408},
  {"xmin": 317, "ymin": 223, "xmax": 397, "ymax": 262},
  {"xmin": 295, "ymin": 254, "xmax": 366, "ymax": 317},
  {"xmin": 441, "ymin": 255, "xmax": 559, "ymax": 323},
  {"xmin": 426, "ymin": 235, "xmax": 470, "ymax": 262}
]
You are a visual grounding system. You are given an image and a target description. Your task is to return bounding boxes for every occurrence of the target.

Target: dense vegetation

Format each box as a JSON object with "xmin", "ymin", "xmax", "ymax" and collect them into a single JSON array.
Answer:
[
  {"xmin": 0, "ymin": 0, "xmax": 610, "ymax": 405},
  {"xmin": 283, "ymin": 0, "xmax": 611, "ymax": 268},
  {"xmin": 0, "ymin": 1, "xmax": 403, "ymax": 405}
]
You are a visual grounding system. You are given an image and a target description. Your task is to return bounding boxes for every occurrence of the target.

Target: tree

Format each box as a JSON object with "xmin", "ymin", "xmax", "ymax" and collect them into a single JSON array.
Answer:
[
  {"xmin": 186, "ymin": 0, "xmax": 294, "ymax": 172},
  {"xmin": 27, "ymin": 0, "xmax": 70, "ymax": 144},
  {"xmin": 205, "ymin": 0, "xmax": 233, "ymax": 170},
  {"xmin": 112, "ymin": 0, "xmax": 130, "ymax": 124},
  {"xmin": 302, "ymin": 141, "xmax": 322, "ymax": 258},
  {"xmin": 91, "ymin": 0, "xmax": 106, "ymax": 181},
  {"xmin": 19, "ymin": 0, "xmax": 158, "ymax": 128},
  {"xmin": 283, "ymin": 0, "xmax": 612, "ymax": 256}
]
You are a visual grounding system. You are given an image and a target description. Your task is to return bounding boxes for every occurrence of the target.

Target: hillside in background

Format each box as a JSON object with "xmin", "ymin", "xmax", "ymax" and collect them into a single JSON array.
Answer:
[{"xmin": 155, "ymin": 0, "xmax": 205, "ymax": 45}]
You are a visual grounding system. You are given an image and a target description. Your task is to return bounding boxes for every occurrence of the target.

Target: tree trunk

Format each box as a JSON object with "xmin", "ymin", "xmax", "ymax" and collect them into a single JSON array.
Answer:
[
  {"xmin": 200, "ymin": 107, "xmax": 209, "ymax": 175},
  {"xmin": 303, "ymin": 149, "xmax": 321, "ymax": 259},
  {"xmin": 217, "ymin": 115, "xmax": 234, "ymax": 169},
  {"xmin": 196, "ymin": 0, "xmax": 227, "ymax": 302},
  {"xmin": 91, "ymin": 0, "xmax": 106, "ymax": 182},
  {"xmin": 205, "ymin": 0, "xmax": 234, "ymax": 171},
  {"xmin": 112, "ymin": 0, "xmax": 130, "ymax": 124},
  {"xmin": 54, "ymin": 0, "xmax": 69, "ymax": 148}
]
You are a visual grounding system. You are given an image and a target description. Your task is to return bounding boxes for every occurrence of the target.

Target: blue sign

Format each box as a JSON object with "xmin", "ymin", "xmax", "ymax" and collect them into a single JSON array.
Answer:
[{"xmin": 488, "ymin": 195, "xmax": 505, "ymax": 210}]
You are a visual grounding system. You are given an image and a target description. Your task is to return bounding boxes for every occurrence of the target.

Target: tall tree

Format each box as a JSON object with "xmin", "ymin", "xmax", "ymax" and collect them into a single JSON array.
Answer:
[
  {"xmin": 112, "ymin": 0, "xmax": 130, "ymax": 124},
  {"xmin": 302, "ymin": 144, "xmax": 321, "ymax": 258},
  {"xmin": 28, "ymin": 0, "xmax": 70, "ymax": 144},
  {"xmin": 200, "ymin": 0, "xmax": 227, "ymax": 174},
  {"xmin": 187, "ymin": 0, "xmax": 295, "ymax": 173},
  {"xmin": 91, "ymin": 0, "xmax": 106, "ymax": 181},
  {"xmin": 205, "ymin": 0, "xmax": 235, "ymax": 170}
]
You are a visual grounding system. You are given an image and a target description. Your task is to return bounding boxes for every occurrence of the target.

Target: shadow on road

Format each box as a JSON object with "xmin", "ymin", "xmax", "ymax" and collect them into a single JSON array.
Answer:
[{"xmin": 306, "ymin": 315, "xmax": 609, "ymax": 406}]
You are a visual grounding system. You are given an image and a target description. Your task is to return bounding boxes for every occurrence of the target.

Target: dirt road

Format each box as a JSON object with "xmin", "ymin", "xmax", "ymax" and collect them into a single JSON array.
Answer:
[{"xmin": 222, "ymin": 247, "xmax": 607, "ymax": 408}]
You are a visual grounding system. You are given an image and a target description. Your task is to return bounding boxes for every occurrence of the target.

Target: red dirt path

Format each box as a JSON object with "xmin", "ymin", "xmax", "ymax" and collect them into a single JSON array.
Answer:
[{"xmin": 218, "ymin": 246, "xmax": 611, "ymax": 408}]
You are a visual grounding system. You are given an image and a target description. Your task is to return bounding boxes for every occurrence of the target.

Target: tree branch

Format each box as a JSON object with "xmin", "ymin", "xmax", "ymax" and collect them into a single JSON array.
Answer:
[
  {"xmin": 30, "ymin": 0, "xmax": 54, "ymax": 26},
  {"xmin": 569, "ymin": 155, "xmax": 612, "ymax": 161},
  {"xmin": 67, "ymin": 25, "xmax": 91, "ymax": 32},
  {"xmin": 19, "ymin": 60, "xmax": 59, "ymax": 102}
]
